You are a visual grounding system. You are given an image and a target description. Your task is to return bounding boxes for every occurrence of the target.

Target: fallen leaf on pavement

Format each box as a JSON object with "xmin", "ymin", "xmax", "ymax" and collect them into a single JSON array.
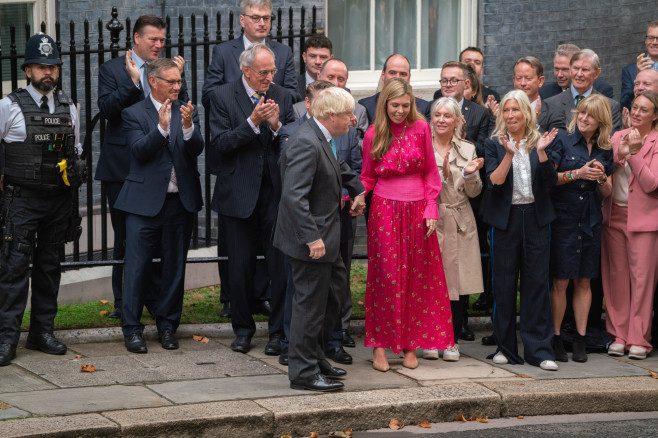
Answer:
[
  {"xmin": 419, "ymin": 420, "xmax": 431, "ymax": 428},
  {"xmin": 517, "ymin": 415, "xmax": 524, "ymax": 419},
  {"xmin": 280, "ymin": 435, "xmax": 292, "ymax": 438},
  {"xmin": 456, "ymin": 414, "xmax": 467, "ymax": 422},
  {"xmin": 309, "ymin": 432, "xmax": 319, "ymax": 438},
  {"xmin": 99, "ymin": 310, "xmax": 110, "ymax": 316},
  {"xmin": 649, "ymin": 369, "xmax": 658, "ymax": 379},
  {"xmin": 328, "ymin": 432, "xmax": 349, "ymax": 437},
  {"xmin": 0, "ymin": 402, "xmax": 12, "ymax": 410},
  {"xmin": 389, "ymin": 418, "xmax": 404, "ymax": 430},
  {"xmin": 80, "ymin": 365, "xmax": 96, "ymax": 373},
  {"xmin": 517, "ymin": 374, "xmax": 532, "ymax": 378},
  {"xmin": 469, "ymin": 415, "xmax": 477, "ymax": 421},
  {"xmin": 344, "ymin": 428, "xmax": 352, "ymax": 436},
  {"xmin": 192, "ymin": 335, "xmax": 209, "ymax": 343},
  {"xmin": 99, "ymin": 299, "xmax": 109, "ymax": 304},
  {"xmin": 477, "ymin": 416, "xmax": 488, "ymax": 423},
  {"xmin": 75, "ymin": 355, "xmax": 82, "ymax": 359}
]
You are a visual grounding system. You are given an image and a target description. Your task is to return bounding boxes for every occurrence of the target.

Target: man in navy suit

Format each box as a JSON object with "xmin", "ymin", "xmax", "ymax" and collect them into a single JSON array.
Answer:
[
  {"xmin": 296, "ymin": 34, "xmax": 333, "ymax": 103},
  {"xmin": 358, "ymin": 54, "xmax": 431, "ymax": 124},
  {"xmin": 207, "ymin": 43, "xmax": 294, "ymax": 355},
  {"xmin": 201, "ymin": 0, "xmax": 297, "ymax": 108},
  {"xmin": 115, "ymin": 58, "xmax": 203, "ymax": 353},
  {"xmin": 539, "ymin": 43, "xmax": 613, "ymax": 101},
  {"xmin": 96, "ymin": 15, "xmax": 188, "ymax": 320},
  {"xmin": 621, "ymin": 20, "xmax": 658, "ymax": 110},
  {"xmin": 434, "ymin": 47, "xmax": 501, "ymax": 104}
]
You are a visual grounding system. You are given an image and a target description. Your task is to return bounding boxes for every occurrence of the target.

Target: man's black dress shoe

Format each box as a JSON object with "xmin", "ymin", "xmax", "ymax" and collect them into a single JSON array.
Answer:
[
  {"xmin": 0, "ymin": 343, "xmax": 17, "ymax": 366},
  {"xmin": 341, "ymin": 330, "xmax": 356, "ymax": 348},
  {"xmin": 253, "ymin": 300, "xmax": 271, "ymax": 316},
  {"xmin": 125, "ymin": 333, "xmax": 148, "ymax": 353},
  {"xmin": 326, "ymin": 346, "xmax": 352, "ymax": 364},
  {"xmin": 218, "ymin": 302, "xmax": 231, "ymax": 319},
  {"xmin": 290, "ymin": 373, "xmax": 344, "ymax": 392},
  {"xmin": 231, "ymin": 336, "xmax": 251, "ymax": 354},
  {"xmin": 458, "ymin": 327, "xmax": 475, "ymax": 341},
  {"xmin": 279, "ymin": 349, "xmax": 289, "ymax": 365},
  {"xmin": 108, "ymin": 307, "xmax": 121, "ymax": 319},
  {"xmin": 264, "ymin": 333, "xmax": 282, "ymax": 356},
  {"xmin": 158, "ymin": 330, "xmax": 179, "ymax": 350},
  {"xmin": 481, "ymin": 333, "xmax": 496, "ymax": 346},
  {"xmin": 25, "ymin": 333, "xmax": 67, "ymax": 355},
  {"xmin": 318, "ymin": 359, "xmax": 347, "ymax": 378}
]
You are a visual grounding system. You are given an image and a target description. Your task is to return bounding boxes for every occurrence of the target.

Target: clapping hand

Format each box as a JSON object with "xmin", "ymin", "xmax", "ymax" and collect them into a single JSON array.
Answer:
[
  {"xmin": 250, "ymin": 98, "xmax": 281, "ymax": 130},
  {"xmin": 125, "ymin": 49, "xmax": 141, "ymax": 85},
  {"xmin": 464, "ymin": 157, "xmax": 484, "ymax": 175},
  {"xmin": 537, "ymin": 128, "xmax": 558, "ymax": 152},
  {"xmin": 500, "ymin": 133, "xmax": 515, "ymax": 156},
  {"xmin": 578, "ymin": 159, "xmax": 604, "ymax": 181},
  {"xmin": 180, "ymin": 100, "xmax": 194, "ymax": 129},
  {"xmin": 628, "ymin": 128, "xmax": 646, "ymax": 155},
  {"xmin": 486, "ymin": 94, "xmax": 500, "ymax": 118},
  {"xmin": 173, "ymin": 56, "xmax": 185, "ymax": 74},
  {"xmin": 622, "ymin": 107, "xmax": 631, "ymax": 130},
  {"xmin": 158, "ymin": 98, "xmax": 172, "ymax": 132},
  {"xmin": 637, "ymin": 53, "xmax": 655, "ymax": 72}
]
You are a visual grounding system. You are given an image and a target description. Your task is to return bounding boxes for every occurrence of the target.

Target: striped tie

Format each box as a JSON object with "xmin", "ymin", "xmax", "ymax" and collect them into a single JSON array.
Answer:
[{"xmin": 251, "ymin": 92, "xmax": 262, "ymax": 105}]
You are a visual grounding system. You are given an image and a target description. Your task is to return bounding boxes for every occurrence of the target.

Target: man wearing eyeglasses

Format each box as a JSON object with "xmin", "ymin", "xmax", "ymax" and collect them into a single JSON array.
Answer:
[
  {"xmin": 202, "ymin": 0, "xmax": 297, "ymax": 109},
  {"xmin": 207, "ymin": 43, "xmax": 294, "ymax": 355},
  {"xmin": 621, "ymin": 20, "xmax": 658, "ymax": 110},
  {"xmin": 115, "ymin": 58, "xmax": 203, "ymax": 354}
]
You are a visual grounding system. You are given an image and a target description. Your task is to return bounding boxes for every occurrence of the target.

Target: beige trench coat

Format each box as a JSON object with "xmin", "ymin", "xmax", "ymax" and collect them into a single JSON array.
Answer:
[{"xmin": 434, "ymin": 138, "xmax": 484, "ymax": 300}]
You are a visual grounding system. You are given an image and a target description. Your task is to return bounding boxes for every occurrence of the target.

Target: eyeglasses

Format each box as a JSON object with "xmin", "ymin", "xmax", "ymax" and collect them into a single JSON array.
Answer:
[
  {"xmin": 440, "ymin": 78, "xmax": 465, "ymax": 86},
  {"xmin": 155, "ymin": 76, "xmax": 183, "ymax": 86},
  {"xmin": 248, "ymin": 67, "xmax": 278, "ymax": 77},
  {"xmin": 242, "ymin": 14, "xmax": 273, "ymax": 23},
  {"xmin": 646, "ymin": 35, "xmax": 658, "ymax": 43}
]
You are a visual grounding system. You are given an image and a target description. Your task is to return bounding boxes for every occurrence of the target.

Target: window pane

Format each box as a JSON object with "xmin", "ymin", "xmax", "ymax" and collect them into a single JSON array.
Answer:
[
  {"xmin": 375, "ymin": 0, "xmax": 417, "ymax": 70},
  {"xmin": 327, "ymin": 0, "xmax": 370, "ymax": 71},
  {"xmin": 0, "ymin": 3, "xmax": 34, "ymax": 82},
  {"xmin": 421, "ymin": 0, "xmax": 460, "ymax": 69}
]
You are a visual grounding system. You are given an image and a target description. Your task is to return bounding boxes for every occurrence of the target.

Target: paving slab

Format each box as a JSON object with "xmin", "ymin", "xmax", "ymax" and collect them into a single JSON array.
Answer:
[
  {"xmin": 147, "ymin": 374, "xmax": 300, "ymax": 403},
  {"xmin": 0, "ymin": 364, "xmax": 57, "ymax": 393},
  {"xmin": 0, "ymin": 404, "xmax": 31, "ymax": 420},
  {"xmin": 0, "ymin": 385, "xmax": 171, "ymax": 416},
  {"xmin": 399, "ymin": 356, "xmax": 516, "ymax": 384},
  {"xmin": 482, "ymin": 376, "xmax": 658, "ymax": 417},
  {"xmin": 1, "ymin": 413, "xmax": 118, "ymax": 438},
  {"xmin": 256, "ymin": 384, "xmax": 500, "ymax": 437},
  {"xmin": 102, "ymin": 400, "xmax": 272, "ymax": 438}
]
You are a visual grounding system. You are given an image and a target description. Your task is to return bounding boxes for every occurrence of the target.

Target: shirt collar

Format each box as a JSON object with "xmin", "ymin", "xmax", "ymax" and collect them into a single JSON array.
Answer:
[
  {"xmin": 457, "ymin": 98, "xmax": 464, "ymax": 110},
  {"xmin": 150, "ymin": 94, "xmax": 164, "ymax": 111},
  {"xmin": 570, "ymin": 84, "xmax": 593, "ymax": 100},
  {"xmin": 530, "ymin": 98, "xmax": 539, "ymax": 110},
  {"xmin": 26, "ymin": 84, "xmax": 53, "ymax": 107},
  {"xmin": 312, "ymin": 117, "xmax": 332, "ymax": 142},
  {"xmin": 243, "ymin": 34, "xmax": 265, "ymax": 50},
  {"xmin": 305, "ymin": 71, "xmax": 315, "ymax": 87},
  {"xmin": 242, "ymin": 75, "xmax": 258, "ymax": 99},
  {"xmin": 132, "ymin": 51, "xmax": 147, "ymax": 70}
]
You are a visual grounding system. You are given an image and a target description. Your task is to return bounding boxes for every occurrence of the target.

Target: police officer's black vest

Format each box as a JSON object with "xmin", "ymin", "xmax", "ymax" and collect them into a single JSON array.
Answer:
[{"xmin": 2, "ymin": 88, "xmax": 75, "ymax": 189}]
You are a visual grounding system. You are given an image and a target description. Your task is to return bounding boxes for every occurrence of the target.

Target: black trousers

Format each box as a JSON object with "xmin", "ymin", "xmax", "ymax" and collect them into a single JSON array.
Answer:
[
  {"xmin": 490, "ymin": 204, "xmax": 554, "ymax": 366},
  {"xmin": 0, "ymin": 189, "xmax": 70, "ymax": 345}
]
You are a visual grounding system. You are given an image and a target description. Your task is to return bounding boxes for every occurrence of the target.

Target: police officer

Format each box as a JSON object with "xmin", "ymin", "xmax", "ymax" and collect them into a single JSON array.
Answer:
[{"xmin": 0, "ymin": 33, "xmax": 84, "ymax": 366}]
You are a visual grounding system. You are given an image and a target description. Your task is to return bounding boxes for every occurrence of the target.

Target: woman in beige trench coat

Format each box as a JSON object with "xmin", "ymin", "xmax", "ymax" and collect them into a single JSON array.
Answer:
[{"xmin": 424, "ymin": 97, "xmax": 485, "ymax": 362}]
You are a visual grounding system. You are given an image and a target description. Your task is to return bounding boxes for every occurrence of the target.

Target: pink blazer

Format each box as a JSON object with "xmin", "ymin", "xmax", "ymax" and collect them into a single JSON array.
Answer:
[{"xmin": 603, "ymin": 128, "xmax": 658, "ymax": 232}]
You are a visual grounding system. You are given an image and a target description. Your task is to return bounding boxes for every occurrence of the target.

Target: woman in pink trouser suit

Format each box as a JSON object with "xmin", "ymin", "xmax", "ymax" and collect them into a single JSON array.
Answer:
[{"xmin": 602, "ymin": 91, "xmax": 658, "ymax": 360}]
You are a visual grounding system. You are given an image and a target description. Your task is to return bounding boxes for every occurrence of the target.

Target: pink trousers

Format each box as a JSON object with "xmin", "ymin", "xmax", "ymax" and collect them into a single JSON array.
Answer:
[{"xmin": 601, "ymin": 205, "xmax": 658, "ymax": 352}]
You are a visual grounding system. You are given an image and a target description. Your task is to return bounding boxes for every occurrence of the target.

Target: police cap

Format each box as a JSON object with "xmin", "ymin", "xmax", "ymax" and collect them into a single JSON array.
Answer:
[{"xmin": 21, "ymin": 33, "xmax": 62, "ymax": 70}]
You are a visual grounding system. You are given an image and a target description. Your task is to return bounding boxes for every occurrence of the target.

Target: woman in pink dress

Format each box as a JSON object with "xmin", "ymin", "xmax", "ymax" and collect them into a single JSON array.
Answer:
[{"xmin": 361, "ymin": 78, "xmax": 454, "ymax": 372}]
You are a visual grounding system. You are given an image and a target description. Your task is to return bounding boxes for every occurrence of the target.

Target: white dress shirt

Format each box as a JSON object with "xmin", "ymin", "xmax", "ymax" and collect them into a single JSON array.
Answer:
[{"xmin": 510, "ymin": 138, "xmax": 535, "ymax": 204}]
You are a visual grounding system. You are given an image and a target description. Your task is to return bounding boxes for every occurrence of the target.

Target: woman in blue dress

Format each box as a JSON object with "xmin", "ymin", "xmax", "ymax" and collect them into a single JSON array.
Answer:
[{"xmin": 549, "ymin": 94, "xmax": 614, "ymax": 363}]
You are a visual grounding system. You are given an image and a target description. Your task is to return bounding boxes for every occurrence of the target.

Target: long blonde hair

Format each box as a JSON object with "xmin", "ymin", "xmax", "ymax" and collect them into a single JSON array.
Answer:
[
  {"xmin": 371, "ymin": 78, "xmax": 425, "ymax": 160},
  {"xmin": 568, "ymin": 94, "xmax": 612, "ymax": 150},
  {"xmin": 491, "ymin": 90, "xmax": 541, "ymax": 151}
]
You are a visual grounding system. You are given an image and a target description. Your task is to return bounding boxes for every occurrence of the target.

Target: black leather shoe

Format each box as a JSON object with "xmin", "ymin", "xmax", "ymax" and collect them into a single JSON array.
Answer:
[
  {"xmin": 279, "ymin": 349, "xmax": 289, "ymax": 365},
  {"xmin": 318, "ymin": 359, "xmax": 347, "ymax": 378},
  {"xmin": 108, "ymin": 307, "xmax": 122, "ymax": 319},
  {"xmin": 253, "ymin": 300, "xmax": 272, "ymax": 316},
  {"xmin": 326, "ymin": 346, "xmax": 352, "ymax": 364},
  {"xmin": 458, "ymin": 327, "xmax": 475, "ymax": 341},
  {"xmin": 341, "ymin": 330, "xmax": 356, "ymax": 348},
  {"xmin": 230, "ymin": 336, "xmax": 251, "ymax": 354},
  {"xmin": 25, "ymin": 333, "xmax": 67, "ymax": 355},
  {"xmin": 124, "ymin": 333, "xmax": 147, "ymax": 354},
  {"xmin": 553, "ymin": 334, "xmax": 568, "ymax": 362},
  {"xmin": 264, "ymin": 333, "xmax": 282, "ymax": 356},
  {"xmin": 158, "ymin": 330, "xmax": 179, "ymax": 350},
  {"xmin": 571, "ymin": 333, "xmax": 588, "ymax": 363},
  {"xmin": 0, "ymin": 343, "xmax": 17, "ymax": 366},
  {"xmin": 290, "ymin": 373, "xmax": 344, "ymax": 392},
  {"xmin": 218, "ymin": 302, "xmax": 231, "ymax": 319},
  {"xmin": 481, "ymin": 334, "xmax": 496, "ymax": 346}
]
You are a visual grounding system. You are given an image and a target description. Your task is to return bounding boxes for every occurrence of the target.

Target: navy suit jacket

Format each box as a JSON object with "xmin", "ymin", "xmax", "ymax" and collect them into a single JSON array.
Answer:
[
  {"xmin": 114, "ymin": 98, "xmax": 204, "ymax": 217},
  {"xmin": 201, "ymin": 36, "xmax": 297, "ymax": 109},
  {"xmin": 358, "ymin": 92, "xmax": 431, "ymax": 125},
  {"xmin": 620, "ymin": 62, "xmax": 637, "ymax": 110},
  {"xmin": 208, "ymin": 80, "xmax": 295, "ymax": 218},
  {"xmin": 433, "ymin": 85, "xmax": 500, "ymax": 102},
  {"xmin": 539, "ymin": 79, "xmax": 614, "ymax": 101},
  {"xmin": 480, "ymin": 138, "xmax": 557, "ymax": 230},
  {"xmin": 459, "ymin": 99, "xmax": 494, "ymax": 158},
  {"xmin": 297, "ymin": 72, "xmax": 307, "ymax": 102},
  {"xmin": 96, "ymin": 55, "xmax": 189, "ymax": 183}
]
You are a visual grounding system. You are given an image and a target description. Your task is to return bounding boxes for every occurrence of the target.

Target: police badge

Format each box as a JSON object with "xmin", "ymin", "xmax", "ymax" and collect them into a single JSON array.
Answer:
[{"xmin": 38, "ymin": 37, "xmax": 54, "ymax": 57}]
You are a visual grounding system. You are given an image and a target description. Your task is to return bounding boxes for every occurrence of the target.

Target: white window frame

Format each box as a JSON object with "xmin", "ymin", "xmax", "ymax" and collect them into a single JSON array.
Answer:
[{"xmin": 326, "ymin": 0, "xmax": 478, "ymax": 91}]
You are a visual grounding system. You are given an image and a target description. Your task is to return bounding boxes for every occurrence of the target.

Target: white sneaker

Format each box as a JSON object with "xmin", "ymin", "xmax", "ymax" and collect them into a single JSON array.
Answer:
[
  {"xmin": 629, "ymin": 346, "xmax": 647, "ymax": 359},
  {"xmin": 423, "ymin": 349, "xmax": 439, "ymax": 360},
  {"xmin": 540, "ymin": 360, "xmax": 559, "ymax": 371},
  {"xmin": 443, "ymin": 345, "xmax": 460, "ymax": 362},
  {"xmin": 493, "ymin": 352, "xmax": 508, "ymax": 364},
  {"xmin": 607, "ymin": 343, "xmax": 625, "ymax": 357}
]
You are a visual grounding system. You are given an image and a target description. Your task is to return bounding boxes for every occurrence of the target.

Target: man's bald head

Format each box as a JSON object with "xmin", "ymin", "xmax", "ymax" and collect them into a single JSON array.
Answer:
[
  {"xmin": 635, "ymin": 69, "xmax": 658, "ymax": 96},
  {"xmin": 319, "ymin": 58, "xmax": 348, "ymax": 89},
  {"xmin": 381, "ymin": 54, "xmax": 411, "ymax": 83}
]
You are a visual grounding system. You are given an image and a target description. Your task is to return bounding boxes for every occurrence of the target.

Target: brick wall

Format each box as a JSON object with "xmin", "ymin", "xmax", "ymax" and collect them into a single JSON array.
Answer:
[{"xmin": 479, "ymin": 0, "xmax": 656, "ymax": 102}]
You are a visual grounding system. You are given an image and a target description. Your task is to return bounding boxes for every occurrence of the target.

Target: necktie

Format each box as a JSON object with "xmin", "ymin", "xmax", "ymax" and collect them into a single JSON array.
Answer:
[
  {"xmin": 40, "ymin": 95, "xmax": 49, "ymax": 111},
  {"xmin": 142, "ymin": 63, "xmax": 151, "ymax": 97},
  {"xmin": 575, "ymin": 95, "xmax": 584, "ymax": 106},
  {"xmin": 330, "ymin": 138, "xmax": 337, "ymax": 159},
  {"xmin": 251, "ymin": 92, "xmax": 262, "ymax": 105}
]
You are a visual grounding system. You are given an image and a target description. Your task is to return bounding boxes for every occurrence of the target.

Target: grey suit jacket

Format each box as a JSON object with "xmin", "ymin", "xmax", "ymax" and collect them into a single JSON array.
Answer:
[
  {"xmin": 292, "ymin": 100, "xmax": 369, "ymax": 139},
  {"xmin": 544, "ymin": 88, "xmax": 622, "ymax": 133},
  {"xmin": 273, "ymin": 118, "xmax": 364, "ymax": 262}
]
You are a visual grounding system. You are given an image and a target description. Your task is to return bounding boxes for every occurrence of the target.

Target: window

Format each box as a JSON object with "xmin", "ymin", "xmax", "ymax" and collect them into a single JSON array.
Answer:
[{"xmin": 327, "ymin": 0, "xmax": 477, "ymax": 90}]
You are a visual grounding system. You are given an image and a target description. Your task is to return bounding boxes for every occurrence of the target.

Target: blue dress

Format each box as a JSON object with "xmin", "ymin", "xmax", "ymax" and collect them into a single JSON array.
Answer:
[{"xmin": 549, "ymin": 130, "xmax": 614, "ymax": 279}]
